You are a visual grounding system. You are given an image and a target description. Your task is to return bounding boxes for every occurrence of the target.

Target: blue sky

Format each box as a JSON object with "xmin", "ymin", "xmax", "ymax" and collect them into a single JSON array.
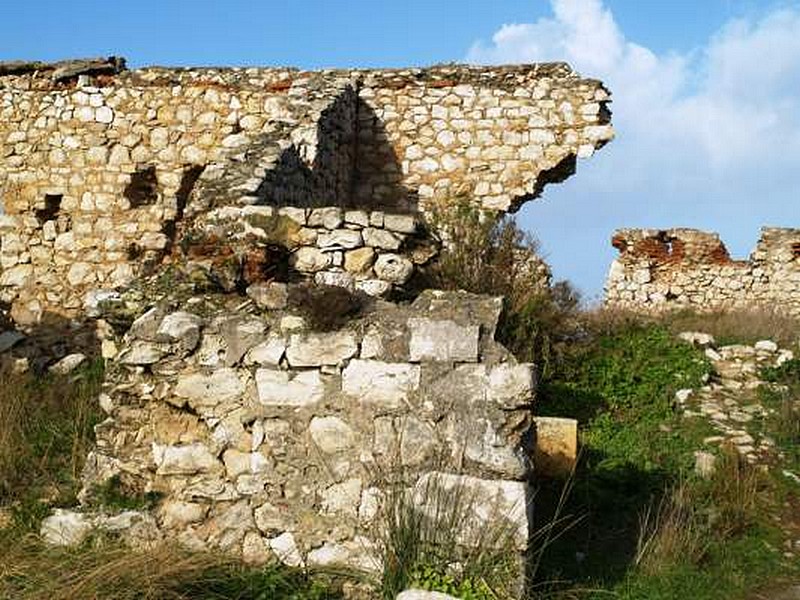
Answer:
[{"xmin": 2, "ymin": 0, "xmax": 798, "ymax": 300}]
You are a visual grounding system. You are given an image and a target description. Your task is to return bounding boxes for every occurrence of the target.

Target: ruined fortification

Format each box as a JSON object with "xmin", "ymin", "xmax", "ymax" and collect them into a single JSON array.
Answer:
[
  {"xmin": 0, "ymin": 57, "xmax": 612, "ymax": 579},
  {"xmin": 0, "ymin": 57, "xmax": 612, "ymax": 325},
  {"xmin": 605, "ymin": 227, "xmax": 800, "ymax": 315}
]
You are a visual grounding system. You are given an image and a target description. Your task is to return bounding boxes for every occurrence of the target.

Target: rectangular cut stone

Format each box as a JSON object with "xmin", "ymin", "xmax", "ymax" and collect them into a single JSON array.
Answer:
[
  {"xmin": 532, "ymin": 416, "xmax": 578, "ymax": 477},
  {"xmin": 342, "ymin": 359, "xmax": 420, "ymax": 409},
  {"xmin": 255, "ymin": 369, "xmax": 325, "ymax": 406},
  {"xmin": 487, "ymin": 364, "xmax": 536, "ymax": 408},
  {"xmin": 407, "ymin": 318, "xmax": 479, "ymax": 362},
  {"xmin": 285, "ymin": 331, "xmax": 358, "ymax": 367},
  {"xmin": 413, "ymin": 472, "xmax": 531, "ymax": 550}
]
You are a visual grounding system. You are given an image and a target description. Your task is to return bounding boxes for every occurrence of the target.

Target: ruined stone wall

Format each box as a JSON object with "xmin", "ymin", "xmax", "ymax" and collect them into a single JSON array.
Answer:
[
  {"xmin": 354, "ymin": 64, "xmax": 613, "ymax": 212},
  {"xmin": 77, "ymin": 288, "xmax": 535, "ymax": 569},
  {"xmin": 605, "ymin": 227, "xmax": 800, "ymax": 316},
  {"xmin": 0, "ymin": 60, "xmax": 612, "ymax": 324}
]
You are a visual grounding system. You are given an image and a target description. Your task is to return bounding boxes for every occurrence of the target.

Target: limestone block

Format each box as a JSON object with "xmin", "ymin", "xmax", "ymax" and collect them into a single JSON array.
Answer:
[
  {"xmin": 345, "ymin": 210, "xmax": 369, "ymax": 227},
  {"xmin": 308, "ymin": 207, "xmax": 343, "ymax": 229},
  {"xmin": 321, "ymin": 478, "xmax": 362, "ymax": 517},
  {"xmin": 309, "ymin": 416, "xmax": 356, "ymax": 453},
  {"xmin": 246, "ymin": 281, "xmax": 288, "ymax": 310},
  {"xmin": 291, "ymin": 247, "xmax": 330, "ymax": 272},
  {"xmin": 222, "ymin": 449, "xmax": 271, "ymax": 478},
  {"xmin": 158, "ymin": 500, "xmax": 208, "ymax": 529},
  {"xmin": 49, "ymin": 353, "xmax": 87, "ymax": 374},
  {"xmin": 154, "ymin": 443, "xmax": 219, "ymax": 475},
  {"xmin": 356, "ymin": 279, "xmax": 392, "ymax": 297},
  {"xmin": 246, "ymin": 335, "xmax": 287, "ymax": 366},
  {"xmin": 363, "ymin": 227, "xmax": 401, "ymax": 250},
  {"xmin": 286, "ymin": 331, "xmax": 358, "ymax": 367},
  {"xmin": 487, "ymin": 364, "xmax": 536, "ymax": 408},
  {"xmin": 412, "ymin": 472, "xmax": 530, "ymax": 549},
  {"xmin": 269, "ymin": 532, "xmax": 304, "ymax": 567},
  {"xmin": 306, "ymin": 537, "xmax": 379, "ymax": 572},
  {"xmin": 315, "ymin": 271, "xmax": 355, "ymax": 290},
  {"xmin": 254, "ymin": 502, "xmax": 284, "ymax": 535},
  {"xmin": 157, "ymin": 311, "xmax": 203, "ymax": 353},
  {"xmin": 374, "ymin": 254, "xmax": 413, "ymax": 284},
  {"xmin": 174, "ymin": 368, "xmax": 246, "ymax": 406},
  {"xmin": 118, "ymin": 341, "xmax": 166, "ymax": 365},
  {"xmin": 255, "ymin": 369, "xmax": 325, "ymax": 407},
  {"xmin": 344, "ymin": 247, "xmax": 376, "ymax": 273},
  {"xmin": 342, "ymin": 360, "xmax": 420, "ymax": 409},
  {"xmin": 463, "ymin": 418, "xmax": 527, "ymax": 478},
  {"xmin": 407, "ymin": 318, "xmax": 479, "ymax": 363},
  {"xmin": 533, "ymin": 416, "xmax": 578, "ymax": 477},
  {"xmin": 318, "ymin": 229, "xmax": 363, "ymax": 249},
  {"xmin": 0, "ymin": 264, "xmax": 33, "ymax": 287},
  {"xmin": 40, "ymin": 509, "xmax": 93, "ymax": 546},
  {"xmin": 219, "ymin": 316, "xmax": 268, "ymax": 365}
]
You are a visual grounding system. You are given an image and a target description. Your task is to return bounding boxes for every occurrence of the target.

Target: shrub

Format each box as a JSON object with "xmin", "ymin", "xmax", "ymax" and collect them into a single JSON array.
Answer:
[
  {"xmin": 424, "ymin": 198, "xmax": 581, "ymax": 379},
  {"xmin": 288, "ymin": 284, "xmax": 366, "ymax": 331}
]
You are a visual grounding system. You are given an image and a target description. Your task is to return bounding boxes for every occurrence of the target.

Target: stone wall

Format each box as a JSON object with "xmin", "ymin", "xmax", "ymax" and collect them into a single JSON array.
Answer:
[
  {"xmin": 605, "ymin": 227, "xmax": 800, "ymax": 316},
  {"xmin": 0, "ymin": 59, "xmax": 612, "ymax": 324},
  {"xmin": 77, "ymin": 288, "xmax": 536, "ymax": 570}
]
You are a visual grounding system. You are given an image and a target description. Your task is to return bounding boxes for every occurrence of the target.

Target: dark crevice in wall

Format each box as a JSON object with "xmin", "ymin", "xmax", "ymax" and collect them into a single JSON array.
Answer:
[
  {"xmin": 124, "ymin": 166, "xmax": 159, "ymax": 208},
  {"xmin": 164, "ymin": 164, "xmax": 206, "ymax": 257},
  {"xmin": 36, "ymin": 194, "xmax": 62, "ymax": 224}
]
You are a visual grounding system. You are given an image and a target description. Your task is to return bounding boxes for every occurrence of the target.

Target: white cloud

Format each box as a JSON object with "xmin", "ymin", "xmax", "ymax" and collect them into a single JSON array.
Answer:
[{"xmin": 466, "ymin": 1, "xmax": 800, "ymax": 298}]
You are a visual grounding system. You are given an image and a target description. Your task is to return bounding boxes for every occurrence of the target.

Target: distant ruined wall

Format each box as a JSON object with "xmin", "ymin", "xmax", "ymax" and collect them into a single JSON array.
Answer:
[
  {"xmin": 605, "ymin": 227, "xmax": 800, "ymax": 316},
  {"xmin": 0, "ymin": 59, "xmax": 612, "ymax": 324}
]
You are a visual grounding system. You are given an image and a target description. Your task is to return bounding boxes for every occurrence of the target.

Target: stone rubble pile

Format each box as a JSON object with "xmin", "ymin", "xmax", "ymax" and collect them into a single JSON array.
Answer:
[{"xmin": 676, "ymin": 332, "xmax": 795, "ymax": 463}]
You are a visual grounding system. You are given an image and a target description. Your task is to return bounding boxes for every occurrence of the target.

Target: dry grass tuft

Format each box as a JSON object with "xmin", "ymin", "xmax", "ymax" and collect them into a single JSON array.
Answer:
[{"xmin": 0, "ymin": 363, "xmax": 102, "ymax": 505}]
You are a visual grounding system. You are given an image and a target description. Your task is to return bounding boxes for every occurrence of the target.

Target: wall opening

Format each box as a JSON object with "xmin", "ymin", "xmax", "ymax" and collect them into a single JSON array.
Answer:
[
  {"xmin": 124, "ymin": 166, "xmax": 159, "ymax": 208},
  {"xmin": 36, "ymin": 194, "xmax": 62, "ymax": 224},
  {"xmin": 792, "ymin": 242, "xmax": 800, "ymax": 259}
]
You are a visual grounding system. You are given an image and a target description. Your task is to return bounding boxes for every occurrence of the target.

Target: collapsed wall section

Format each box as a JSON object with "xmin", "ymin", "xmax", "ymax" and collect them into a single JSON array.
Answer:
[
  {"xmin": 79, "ymin": 288, "xmax": 536, "ymax": 569},
  {"xmin": 605, "ymin": 227, "xmax": 800, "ymax": 315}
]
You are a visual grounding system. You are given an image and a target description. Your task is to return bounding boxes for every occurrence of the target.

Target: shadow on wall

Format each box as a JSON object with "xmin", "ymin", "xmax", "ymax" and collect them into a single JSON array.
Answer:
[
  {"xmin": 259, "ymin": 94, "xmax": 418, "ymax": 213},
  {"xmin": 0, "ymin": 301, "xmax": 101, "ymax": 374}
]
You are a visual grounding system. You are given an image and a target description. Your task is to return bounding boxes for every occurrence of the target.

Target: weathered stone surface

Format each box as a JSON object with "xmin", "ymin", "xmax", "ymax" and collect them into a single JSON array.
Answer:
[
  {"xmin": 174, "ymin": 369, "xmax": 246, "ymax": 406},
  {"xmin": 246, "ymin": 335, "xmax": 286, "ymax": 366},
  {"xmin": 247, "ymin": 282, "xmax": 289, "ymax": 310},
  {"xmin": 157, "ymin": 311, "xmax": 202, "ymax": 353},
  {"xmin": 342, "ymin": 360, "xmax": 420, "ymax": 408},
  {"xmin": 533, "ymin": 416, "xmax": 578, "ymax": 477},
  {"xmin": 413, "ymin": 472, "xmax": 530, "ymax": 549},
  {"xmin": 154, "ymin": 443, "xmax": 219, "ymax": 475},
  {"xmin": 291, "ymin": 247, "xmax": 330, "ymax": 273},
  {"xmin": 487, "ymin": 364, "xmax": 537, "ymax": 408},
  {"xmin": 344, "ymin": 247, "xmax": 376, "ymax": 273},
  {"xmin": 374, "ymin": 254, "xmax": 414, "ymax": 284},
  {"xmin": 269, "ymin": 532, "xmax": 304, "ymax": 567},
  {"xmin": 408, "ymin": 318, "xmax": 479, "ymax": 362},
  {"xmin": 49, "ymin": 353, "xmax": 87, "ymax": 374},
  {"xmin": 118, "ymin": 341, "xmax": 166, "ymax": 365},
  {"xmin": 285, "ymin": 331, "xmax": 358, "ymax": 367},
  {"xmin": 255, "ymin": 369, "xmax": 325, "ymax": 406},
  {"xmin": 40, "ymin": 509, "xmax": 94, "ymax": 546},
  {"xmin": 309, "ymin": 416, "xmax": 356, "ymax": 453}
]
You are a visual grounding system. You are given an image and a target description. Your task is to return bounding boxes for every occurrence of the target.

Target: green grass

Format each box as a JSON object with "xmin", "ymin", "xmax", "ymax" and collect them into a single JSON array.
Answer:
[{"xmin": 531, "ymin": 321, "xmax": 798, "ymax": 599}]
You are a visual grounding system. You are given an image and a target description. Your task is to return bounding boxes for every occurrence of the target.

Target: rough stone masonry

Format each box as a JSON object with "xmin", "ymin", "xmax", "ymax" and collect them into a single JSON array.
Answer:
[
  {"xmin": 0, "ymin": 57, "xmax": 612, "ymax": 324},
  {"xmin": 605, "ymin": 227, "xmax": 800, "ymax": 316},
  {"xmin": 0, "ymin": 56, "xmax": 614, "ymax": 581}
]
